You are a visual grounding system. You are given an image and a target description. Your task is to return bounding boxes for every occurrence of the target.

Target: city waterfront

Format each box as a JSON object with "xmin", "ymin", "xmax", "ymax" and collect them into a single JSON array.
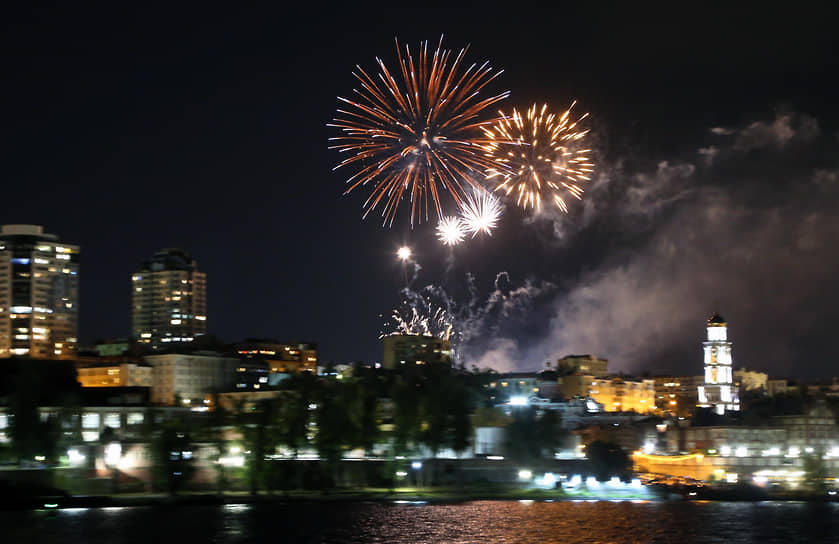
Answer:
[{"xmin": 6, "ymin": 500, "xmax": 839, "ymax": 543}]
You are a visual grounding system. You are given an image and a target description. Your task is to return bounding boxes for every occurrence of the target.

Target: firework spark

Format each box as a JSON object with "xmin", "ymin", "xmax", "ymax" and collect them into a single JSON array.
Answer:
[
  {"xmin": 384, "ymin": 305, "xmax": 454, "ymax": 342},
  {"xmin": 328, "ymin": 37, "xmax": 509, "ymax": 226},
  {"xmin": 460, "ymin": 187, "xmax": 503, "ymax": 237},
  {"xmin": 436, "ymin": 216, "xmax": 467, "ymax": 246},
  {"xmin": 483, "ymin": 102, "xmax": 594, "ymax": 212},
  {"xmin": 397, "ymin": 246, "xmax": 412, "ymax": 261}
]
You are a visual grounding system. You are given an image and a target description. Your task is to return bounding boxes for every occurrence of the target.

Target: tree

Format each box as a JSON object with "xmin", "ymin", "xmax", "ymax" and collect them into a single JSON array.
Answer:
[
  {"xmin": 314, "ymin": 380, "xmax": 354, "ymax": 489},
  {"xmin": 503, "ymin": 407, "xmax": 563, "ymax": 462},
  {"xmin": 586, "ymin": 440, "xmax": 631, "ymax": 482},
  {"xmin": 150, "ymin": 418, "xmax": 196, "ymax": 494},
  {"xmin": 238, "ymin": 399, "xmax": 280, "ymax": 494}
]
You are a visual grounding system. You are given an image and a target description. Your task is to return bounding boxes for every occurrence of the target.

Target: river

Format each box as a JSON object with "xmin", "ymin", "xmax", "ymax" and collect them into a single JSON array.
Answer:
[{"xmin": 5, "ymin": 500, "xmax": 838, "ymax": 543}]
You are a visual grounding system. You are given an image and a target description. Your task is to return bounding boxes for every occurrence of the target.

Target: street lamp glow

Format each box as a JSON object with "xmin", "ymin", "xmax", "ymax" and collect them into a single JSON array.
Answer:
[{"xmin": 397, "ymin": 246, "xmax": 412, "ymax": 261}]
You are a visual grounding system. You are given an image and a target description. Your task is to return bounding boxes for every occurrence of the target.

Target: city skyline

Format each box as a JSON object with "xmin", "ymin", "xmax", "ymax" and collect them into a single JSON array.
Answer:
[{"xmin": 3, "ymin": 5, "xmax": 838, "ymax": 377}]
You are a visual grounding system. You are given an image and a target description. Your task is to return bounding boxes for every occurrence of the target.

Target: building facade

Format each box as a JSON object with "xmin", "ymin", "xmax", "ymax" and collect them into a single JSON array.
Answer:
[
  {"xmin": 382, "ymin": 333, "xmax": 452, "ymax": 369},
  {"xmin": 132, "ymin": 249, "xmax": 206, "ymax": 350},
  {"xmin": 146, "ymin": 353, "xmax": 239, "ymax": 406},
  {"xmin": 76, "ymin": 362, "xmax": 153, "ymax": 388},
  {"xmin": 235, "ymin": 339, "xmax": 318, "ymax": 373},
  {"xmin": 653, "ymin": 375, "xmax": 702, "ymax": 417},
  {"xmin": 562, "ymin": 374, "xmax": 656, "ymax": 413},
  {"xmin": 0, "ymin": 224, "xmax": 79, "ymax": 359},
  {"xmin": 556, "ymin": 354, "xmax": 609, "ymax": 376},
  {"xmin": 697, "ymin": 313, "xmax": 740, "ymax": 414}
]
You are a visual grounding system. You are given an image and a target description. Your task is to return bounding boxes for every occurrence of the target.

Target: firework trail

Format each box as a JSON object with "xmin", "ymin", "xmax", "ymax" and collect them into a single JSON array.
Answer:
[
  {"xmin": 329, "ymin": 37, "xmax": 509, "ymax": 226},
  {"xmin": 482, "ymin": 102, "xmax": 594, "ymax": 213}
]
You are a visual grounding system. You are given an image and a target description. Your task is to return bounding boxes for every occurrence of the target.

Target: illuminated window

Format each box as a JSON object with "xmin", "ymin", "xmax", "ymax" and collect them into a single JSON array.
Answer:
[
  {"xmin": 104, "ymin": 413, "xmax": 121, "ymax": 429},
  {"xmin": 81, "ymin": 413, "xmax": 100, "ymax": 429}
]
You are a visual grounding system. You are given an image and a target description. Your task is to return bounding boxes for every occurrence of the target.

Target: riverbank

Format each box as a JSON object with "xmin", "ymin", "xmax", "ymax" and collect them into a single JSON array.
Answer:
[{"xmin": 3, "ymin": 482, "xmax": 837, "ymax": 510}]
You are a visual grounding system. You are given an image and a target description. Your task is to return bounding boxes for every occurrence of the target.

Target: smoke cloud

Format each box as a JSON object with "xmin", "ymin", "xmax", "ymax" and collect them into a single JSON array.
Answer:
[{"xmin": 466, "ymin": 111, "xmax": 839, "ymax": 378}]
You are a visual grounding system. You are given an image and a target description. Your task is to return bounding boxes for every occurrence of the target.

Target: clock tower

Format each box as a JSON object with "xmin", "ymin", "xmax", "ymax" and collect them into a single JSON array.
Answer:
[{"xmin": 697, "ymin": 313, "xmax": 740, "ymax": 414}]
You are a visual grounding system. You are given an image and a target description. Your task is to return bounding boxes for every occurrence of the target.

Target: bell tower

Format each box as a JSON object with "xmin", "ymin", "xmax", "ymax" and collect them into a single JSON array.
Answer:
[{"xmin": 697, "ymin": 313, "xmax": 740, "ymax": 414}]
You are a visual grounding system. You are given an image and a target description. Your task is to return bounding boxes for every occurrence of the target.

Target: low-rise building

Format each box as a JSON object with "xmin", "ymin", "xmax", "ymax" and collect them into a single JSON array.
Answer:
[
  {"xmin": 557, "ymin": 354, "xmax": 608, "ymax": 376},
  {"xmin": 76, "ymin": 362, "xmax": 152, "ymax": 388},
  {"xmin": 653, "ymin": 376, "xmax": 701, "ymax": 417},
  {"xmin": 562, "ymin": 374, "xmax": 656, "ymax": 413},
  {"xmin": 146, "ymin": 352, "xmax": 241, "ymax": 406},
  {"xmin": 382, "ymin": 333, "xmax": 451, "ymax": 369}
]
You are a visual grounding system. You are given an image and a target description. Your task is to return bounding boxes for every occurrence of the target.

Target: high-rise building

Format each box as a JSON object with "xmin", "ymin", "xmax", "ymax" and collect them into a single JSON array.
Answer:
[
  {"xmin": 132, "ymin": 248, "xmax": 206, "ymax": 350},
  {"xmin": 697, "ymin": 313, "xmax": 740, "ymax": 414},
  {"xmin": 0, "ymin": 224, "xmax": 79, "ymax": 358}
]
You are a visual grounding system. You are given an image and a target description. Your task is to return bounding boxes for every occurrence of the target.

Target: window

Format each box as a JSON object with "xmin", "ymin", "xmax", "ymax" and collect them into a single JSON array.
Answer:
[
  {"xmin": 104, "ymin": 413, "xmax": 121, "ymax": 429},
  {"xmin": 81, "ymin": 413, "xmax": 100, "ymax": 429}
]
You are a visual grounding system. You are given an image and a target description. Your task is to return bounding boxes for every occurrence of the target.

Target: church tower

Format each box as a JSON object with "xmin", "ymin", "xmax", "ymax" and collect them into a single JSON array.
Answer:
[{"xmin": 697, "ymin": 313, "xmax": 740, "ymax": 414}]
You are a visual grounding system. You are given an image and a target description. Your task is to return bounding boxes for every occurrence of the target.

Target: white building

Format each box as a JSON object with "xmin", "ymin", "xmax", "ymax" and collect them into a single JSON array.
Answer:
[
  {"xmin": 146, "ymin": 352, "xmax": 240, "ymax": 406},
  {"xmin": 697, "ymin": 313, "xmax": 740, "ymax": 414},
  {"xmin": 0, "ymin": 224, "xmax": 79, "ymax": 358}
]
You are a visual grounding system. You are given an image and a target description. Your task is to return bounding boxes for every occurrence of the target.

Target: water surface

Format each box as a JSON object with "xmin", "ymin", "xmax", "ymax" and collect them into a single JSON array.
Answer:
[{"xmin": 5, "ymin": 500, "xmax": 837, "ymax": 543}]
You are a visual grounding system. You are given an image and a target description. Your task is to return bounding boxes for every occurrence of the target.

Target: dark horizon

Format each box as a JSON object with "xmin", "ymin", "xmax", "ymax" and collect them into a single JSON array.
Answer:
[{"xmin": 3, "ymin": 4, "xmax": 838, "ymax": 378}]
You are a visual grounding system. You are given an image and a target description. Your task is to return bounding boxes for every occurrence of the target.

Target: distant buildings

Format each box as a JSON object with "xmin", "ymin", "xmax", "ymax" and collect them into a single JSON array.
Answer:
[
  {"xmin": 146, "ymin": 352, "xmax": 242, "ymax": 406},
  {"xmin": 562, "ymin": 374, "xmax": 656, "ymax": 413},
  {"xmin": 557, "ymin": 354, "xmax": 609, "ymax": 376},
  {"xmin": 0, "ymin": 224, "xmax": 79, "ymax": 359},
  {"xmin": 653, "ymin": 375, "xmax": 701, "ymax": 417},
  {"xmin": 132, "ymin": 248, "xmax": 207, "ymax": 350},
  {"xmin": 235, "ymin": 339, "xmax": 317, "ymax": 373},
  {"xmin": 76, "ymin": 362, "xmax": 152, "ymax": 388},
  {"xmin": 734, "ymin": 368, "xmax": 768, "ymax": 392},
  {"xmin": 697, "ymin": 313, "xmax": 740, "ymax": 414},
  {"xmin": 382, "ymin": 333, "xmax": 451, "ymax": 369}
]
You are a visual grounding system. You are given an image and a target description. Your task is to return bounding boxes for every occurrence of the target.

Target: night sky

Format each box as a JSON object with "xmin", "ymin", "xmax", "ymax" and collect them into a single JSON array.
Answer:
[{"xmin": 3, "ymin": 4, "xmax": 838, "ymax": 378}]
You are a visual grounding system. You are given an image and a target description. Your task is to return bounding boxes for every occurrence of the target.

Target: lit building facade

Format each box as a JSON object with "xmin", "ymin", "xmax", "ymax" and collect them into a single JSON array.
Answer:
[
  {"xmin": 132, "ymin": 249, "xmax": 206, "ymax": 350},
  {"xmin": 382, "ymin": 333, "xmax": 452, "ymax": 369},
  {"xmin": 562, "ymin": 374, "xmax": 656, "ymax": 413},
  {"xmin": 697, "ymin": 313, "xmax": 740, "ymax": 414},
  {"xmin": 76, "ymin": 362, "xmax": 152, "ymax": 388},
  {"xmin": 146, "ymin": 353, "xmax": 240, "ymax": 406},
  {"xmin": 652, "ymin": 401, "xmax": 839, "ymax": 483},
  {"xmin": 0, "ymin": 224, "xmax": 79, "ymax": 359},
  {"xmin": 235, "ymin": 339, "xmax": 317, "ymax": 373},
  {"xmin": 653, "ymin": 375, "xmax": 702, "ymax": 417}
]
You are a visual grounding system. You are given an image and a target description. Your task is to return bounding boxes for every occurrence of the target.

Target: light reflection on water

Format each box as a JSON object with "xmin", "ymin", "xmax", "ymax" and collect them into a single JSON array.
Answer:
[{"xmin": 4, "ymin": 500, "xmax": 838, "ymax": 543}]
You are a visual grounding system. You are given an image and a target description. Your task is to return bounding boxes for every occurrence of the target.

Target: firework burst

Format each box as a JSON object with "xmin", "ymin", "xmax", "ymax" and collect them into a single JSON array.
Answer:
[
  {"xmin": 436, "ymin": 216, "xmax": 467, "ymax": 246},
  {"xmin": 460, "ymin": 187, "xmax": 503, "ymax": 237},
  {"xmin": 384, "ymin": 305, "xmax": 454, "ymax": 342},
  {"xmin": 482, "ymin": 102, "xmax": 594, "ymax": 212},
  {"xmin": 328, "ymin": 37, "xmax": 509, "ymax": 226}
]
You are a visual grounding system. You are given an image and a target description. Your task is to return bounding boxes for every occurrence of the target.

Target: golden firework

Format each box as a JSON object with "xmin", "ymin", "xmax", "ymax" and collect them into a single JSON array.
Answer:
[{"xmin": 483, "ymin": 102, "xmax": 593, "ymax": 212}]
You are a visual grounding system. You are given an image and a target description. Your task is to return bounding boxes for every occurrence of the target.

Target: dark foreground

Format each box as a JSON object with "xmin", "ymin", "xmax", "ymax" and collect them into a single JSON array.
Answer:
[{"xmin": 4, "ymin": 500, "xmax": 839, "ymax": 543}]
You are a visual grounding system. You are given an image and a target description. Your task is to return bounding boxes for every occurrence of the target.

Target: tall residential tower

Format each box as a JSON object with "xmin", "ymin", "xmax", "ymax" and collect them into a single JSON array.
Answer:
[
  {"xmin": 0, "ymin": 224, "xmax": 79, "ymax": 358},
  {"xmin": 132, "ymin": 248, "xmax": 206, "ymax": 350}
]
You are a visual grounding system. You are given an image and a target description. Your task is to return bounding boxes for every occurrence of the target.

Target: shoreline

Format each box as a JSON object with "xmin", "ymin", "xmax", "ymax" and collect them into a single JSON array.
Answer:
[{"xmin": 4, "ymin": 486, "xmax": 838, "ymax": 511}]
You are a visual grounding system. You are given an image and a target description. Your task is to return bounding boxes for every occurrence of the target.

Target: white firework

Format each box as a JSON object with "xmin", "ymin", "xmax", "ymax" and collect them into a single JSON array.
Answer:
[
  {"xmin": 436, "ymin": 216, "xmax": 467, "ymax": 246},
  {"xmin": 460, "ymin": 187, "xmax": 502, "ymax": 237}
]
